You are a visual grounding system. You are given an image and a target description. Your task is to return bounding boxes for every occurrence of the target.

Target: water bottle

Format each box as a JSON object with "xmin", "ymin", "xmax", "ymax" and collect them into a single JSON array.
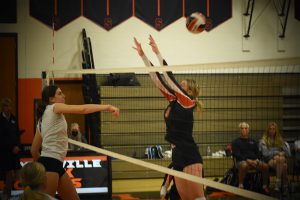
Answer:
[{"xmin": 207, "ymin": 146, "xmax": 211, "ymax": 157}]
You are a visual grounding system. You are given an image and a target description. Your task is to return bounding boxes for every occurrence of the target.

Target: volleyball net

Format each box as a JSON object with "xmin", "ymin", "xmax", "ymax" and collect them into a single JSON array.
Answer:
[{"xmin": 49, "ymin": 57, "xmax": 299, "ymax": 200}]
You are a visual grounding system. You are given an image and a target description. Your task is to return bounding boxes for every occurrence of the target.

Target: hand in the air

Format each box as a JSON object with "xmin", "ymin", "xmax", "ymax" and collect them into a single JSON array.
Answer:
[
  {"xmin": 132, "ymin": 37, "xmax": 144, "ymax": 56},
  {"xmin": 148, "ymin": 35, "xmax": 160, "ymax": 55}
]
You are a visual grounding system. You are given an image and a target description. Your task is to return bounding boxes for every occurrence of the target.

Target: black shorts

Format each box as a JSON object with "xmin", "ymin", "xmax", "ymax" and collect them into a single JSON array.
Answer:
[
  {"xmin": 38, "ymin": 156, "xmax": 65, "ymax": 177},
  {"xmin": 172, "ymin": 145, "xmax": 203, "ymax": 171},
  {"xmin": 0, "ymin": 149, "xmax": 21, "ymax": 172}
]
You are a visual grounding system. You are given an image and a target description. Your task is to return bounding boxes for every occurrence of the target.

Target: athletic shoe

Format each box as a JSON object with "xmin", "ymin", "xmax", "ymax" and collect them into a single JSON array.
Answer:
[{"xmin": 160, "ymin": 185, "xmax": 167, "ymax": 197}]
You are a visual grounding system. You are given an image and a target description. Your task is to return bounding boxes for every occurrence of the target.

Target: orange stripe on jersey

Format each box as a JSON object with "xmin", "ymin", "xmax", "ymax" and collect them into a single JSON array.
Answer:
[
  {"xmin": 160, "ymin": 89, "xmax": 176, "ymax": 102},
  {"xmin": 174, "ymin": 91, "xmax": 195, "ymax": 108}
]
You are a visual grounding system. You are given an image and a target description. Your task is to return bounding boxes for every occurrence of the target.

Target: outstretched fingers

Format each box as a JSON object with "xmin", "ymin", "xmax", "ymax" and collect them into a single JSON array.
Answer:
[
  {"xmin": 132, "ymin": 37, "xmax": 144, "ymax": 56},
  {"xmin": 148, "ymin": 35, "xmax": 159, "ymax": 54}
]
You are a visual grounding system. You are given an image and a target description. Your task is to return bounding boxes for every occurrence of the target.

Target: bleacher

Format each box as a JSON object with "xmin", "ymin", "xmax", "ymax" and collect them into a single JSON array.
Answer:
[{"xmin": 96, "ymin": 73, "xmax": 300, "ymax": 179}]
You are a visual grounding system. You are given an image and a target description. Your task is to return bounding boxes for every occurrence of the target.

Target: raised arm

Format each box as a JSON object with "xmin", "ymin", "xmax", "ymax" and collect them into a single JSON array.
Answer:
[
  {"xmin": 133, "ymin": 37, "xmax": 175, "ymax": 101},
  {"xmin": 149, "ymin": 35, "xmax": 165, "ymax": 66},
  {"xmin": 163, "ymin": 72, "xmax": 195, "ymax": 108},
  {"xmin": 148, "ymin": 35, "xmax": 194, "ymax": 108}
]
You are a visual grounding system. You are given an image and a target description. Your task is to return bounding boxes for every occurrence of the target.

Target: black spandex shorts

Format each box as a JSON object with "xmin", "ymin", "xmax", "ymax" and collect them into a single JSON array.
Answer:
[
  {"xmin": 172, "ymin": 146, "xmax": 203, "ymax": 171},
  {"xmin": 38, "ymin": 156, "xmax": 65, "ymax": 177}
]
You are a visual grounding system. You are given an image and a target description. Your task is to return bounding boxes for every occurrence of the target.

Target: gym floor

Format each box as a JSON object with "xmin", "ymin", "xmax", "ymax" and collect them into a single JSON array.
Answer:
[{"xmin": 86, "ymin": 178, "xmax": 300, "ymax": 200}]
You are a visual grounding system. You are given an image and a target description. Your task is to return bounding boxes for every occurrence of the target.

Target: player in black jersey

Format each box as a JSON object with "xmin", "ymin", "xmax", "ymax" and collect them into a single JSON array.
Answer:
[{"xmin": 133, "ymin": 35, "xmax": 205, "ymax": 200}]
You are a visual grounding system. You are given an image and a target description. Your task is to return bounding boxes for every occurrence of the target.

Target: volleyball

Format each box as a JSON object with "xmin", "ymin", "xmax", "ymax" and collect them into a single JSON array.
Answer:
[{"xmin": 186, "ymin": 12, "xmax": 206, "ymax": 33}]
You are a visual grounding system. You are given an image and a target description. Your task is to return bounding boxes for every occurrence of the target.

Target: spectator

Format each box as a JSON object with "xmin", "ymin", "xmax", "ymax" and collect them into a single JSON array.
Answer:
[
  {"xmin": 294, "ymin": 140, "xmax": 300, "ymax": 169},
  {"xmin": 232, "ymin": 122, "xmax": 270, "ymax": 193},
  {"xmin": 19, "ymin": 161, "xmax": 57, "ymax": 200},
  {"xmin": 259, "ymin": 122, "xmax": 291, "ymax": 192},
  {"xmin": 295, "ymin": 140, "xmax": 300, "ymax": 153},
  {"xmin": 0, "ymin": 98, "xmax": 21, "ymax": 200},
  {"xmin": 68, "ymin": 123, "xmax": 87, "ymax": 151},
  {"xmin": 293, "ymin": 140, "xmax": 300, "ymax": 181}
]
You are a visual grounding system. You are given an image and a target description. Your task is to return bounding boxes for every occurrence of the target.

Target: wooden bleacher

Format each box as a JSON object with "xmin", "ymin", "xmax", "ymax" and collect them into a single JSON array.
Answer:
[{"xmin": 97, "ymin": 73, "xmax": 300, "ymax": 179}]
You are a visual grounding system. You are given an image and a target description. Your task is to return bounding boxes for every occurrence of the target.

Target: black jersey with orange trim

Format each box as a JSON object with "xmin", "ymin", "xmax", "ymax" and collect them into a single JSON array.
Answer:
[{"xmin": 141, "ymin": 54, "xmax": 197, "ymax": 149}]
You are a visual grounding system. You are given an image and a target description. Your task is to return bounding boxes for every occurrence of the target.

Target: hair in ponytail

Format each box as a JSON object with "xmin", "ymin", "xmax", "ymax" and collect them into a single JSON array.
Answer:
[
  {"xmin": 19, "ymin": 162, "xmax": 49, "ymax": 200},
  {"xmin": 19, "ymin": 187, "xmax": 48, "ymax": 200},
  {"xmin": 37, "ymin": 85, "xmax": 58, "ymax": 119},
  {"xmin": 186, "ymin": 79, "xmax": 204, "ymax": 112}
]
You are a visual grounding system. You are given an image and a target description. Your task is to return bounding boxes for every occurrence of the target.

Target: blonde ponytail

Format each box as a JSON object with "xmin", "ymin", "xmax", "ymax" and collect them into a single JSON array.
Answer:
[
  {"xmin": 19, "ymin": 187, "xmax": 48, "ymax": 200},
  {"xmin": 186, "ymin": 79, "xmax": 204, "ymax": 112},
  {"xmin": 19, "ymin": 162, "xmax": 50, "ymax": 200}
]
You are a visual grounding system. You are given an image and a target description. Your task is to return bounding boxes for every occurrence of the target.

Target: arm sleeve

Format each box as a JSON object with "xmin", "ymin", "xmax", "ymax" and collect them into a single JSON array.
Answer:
[
  {"xmin": 282, "ymin": 142, "xmax": 291, "ymax": 157},
  {"xmin": 0, "ymin": 120, "xmax": 5, "ymax": 149},
  {"xmin": 141, "ymin": 55, "xmax": 175, "ymax": 101},
  {"xmin": 11, "ymin": 115, "xmax": 21, "ymax": 147},
  {"xmin": 259, "ymin": 140, "xmax": 275, "ymax": 159},
  {"xmin": 163, "ymin": 71, "xmax": 195, "ymax": 108},
  {"xmin": 295, "ymin": 140, "xmax": 300, "ymax": 149},
  {"xmin": 254, "ymin": 140, "xmax": 262, "ymax": 159},
  {"xmin": 16, "ymin": 118, "xmax": 21, "ymax": 146},
  {"xmin": 232, "ymin": 140, "xmax": 245, "ymax": 161}
]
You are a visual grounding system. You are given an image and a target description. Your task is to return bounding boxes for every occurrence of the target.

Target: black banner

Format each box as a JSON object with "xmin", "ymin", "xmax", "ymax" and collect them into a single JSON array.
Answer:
[{"xmin": 0, "ymin": 154, "xmax": 111, "ymax": 197}]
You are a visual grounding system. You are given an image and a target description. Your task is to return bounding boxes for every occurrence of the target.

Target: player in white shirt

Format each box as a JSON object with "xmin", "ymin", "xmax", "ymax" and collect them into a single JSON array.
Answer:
[{"xmin": 31, "ymin": 85, "xmax": 119, "ymax": 200}]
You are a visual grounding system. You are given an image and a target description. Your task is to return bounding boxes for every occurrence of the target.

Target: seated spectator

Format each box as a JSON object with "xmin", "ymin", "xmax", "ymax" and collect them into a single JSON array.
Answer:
[
  {"xmin": 259, "ymin": 122, "xmax": 291, "ymax": 193},
  {"xmin": 19, "ymin": 161, "xmax": 56, "ymax": 200},
  {"xmin": 232, "ymin": 122, "xmax": 270, "ymax": 193},
  {"xmin": 68, "ymin": 123, "xmax": 87, "ymax": 151},
  {"xmin": 294, "ymin": 139, "xmax": 300, "ymax": 168},
  {"xmin": 295, "ymin": 140, "xmax": 300, "ymax": 151}
]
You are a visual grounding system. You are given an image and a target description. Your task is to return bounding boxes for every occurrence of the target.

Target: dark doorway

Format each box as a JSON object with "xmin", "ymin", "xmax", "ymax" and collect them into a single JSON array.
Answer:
[{"xmin": 0, "ymin": 33, "xmax": 18, "ymax": 116}]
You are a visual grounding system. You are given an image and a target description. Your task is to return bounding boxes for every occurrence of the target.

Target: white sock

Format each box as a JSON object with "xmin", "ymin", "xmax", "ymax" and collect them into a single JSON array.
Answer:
[
  {"xmin": 195, "ymin": 197, "xmax": 206, "ymax": 200},
  {"xmin": 160, "ymin": 185, "xmax": 167, "ymax": 197},
  {"xmin": 239, "ymin": 183, "xmax": 244, "ymax": 188}
]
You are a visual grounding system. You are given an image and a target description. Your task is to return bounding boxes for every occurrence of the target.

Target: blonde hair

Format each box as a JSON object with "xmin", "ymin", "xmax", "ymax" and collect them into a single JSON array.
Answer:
[
  {"xmin": 262, "ymin": 122, "xmax": 284, "ymax": 148},
  {"xmin": 186, "ymin": 79, "xmax": 203, "ymax": 112},
  {"xmin": 19, "ymin": 162, "xmax": 50, "ymax": 200},
  {"xmin": 1, "ymin": 98, "xmax": 12, "ymax": 110}
]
